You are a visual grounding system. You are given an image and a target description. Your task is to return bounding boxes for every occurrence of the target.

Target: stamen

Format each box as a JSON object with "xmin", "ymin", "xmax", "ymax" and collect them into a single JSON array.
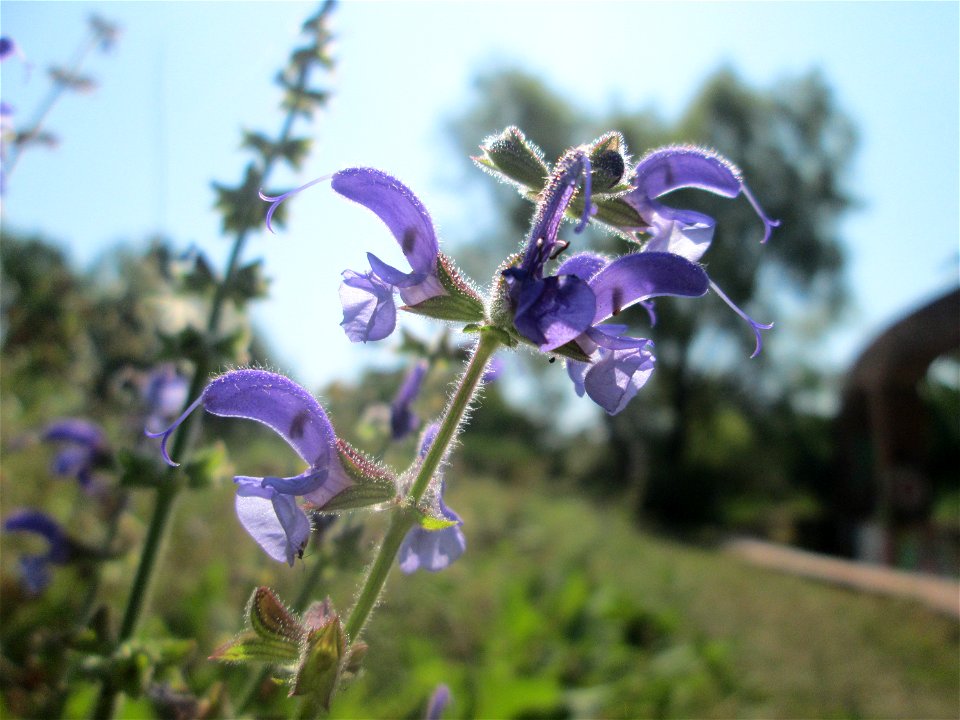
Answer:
[
  {"xmin": 144, "ymin": 395, "xmax": 205, "ymax": 466},
  {"xmin": 741, "ymin": 182, "xmax": 780, "ymax": 244},
  {"xmin": 258, "ymin": 173, "xmax": 333, "ymax": 234},
  {"xmin": 709, "ymin": 280, "xmax": 774, "ymax": 358}
]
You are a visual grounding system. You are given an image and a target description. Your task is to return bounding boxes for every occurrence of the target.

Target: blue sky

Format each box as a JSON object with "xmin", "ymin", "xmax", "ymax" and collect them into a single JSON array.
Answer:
[{"xmin": 2, "ymin": 1, "xmax": 958, "ymax": 393}]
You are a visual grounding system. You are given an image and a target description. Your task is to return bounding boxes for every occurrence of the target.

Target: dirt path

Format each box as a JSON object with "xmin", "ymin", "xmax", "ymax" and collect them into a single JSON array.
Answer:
[{"xmin": 724, "ymin": 537, "xmax": 960, "ymax": 618}]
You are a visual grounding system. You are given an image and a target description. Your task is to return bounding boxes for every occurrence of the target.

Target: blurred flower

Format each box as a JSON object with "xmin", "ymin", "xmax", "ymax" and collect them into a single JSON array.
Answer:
[
  {"xmin": 0, "ymin": 36, "xmax": 23, "ymax": 63},
  {"xmin": 425, "ymin": 684, "xmax": 451, "ymax": 720},
  {"xmin": 481, "ymin": 355, "xmax": 504, "ymax": 384},
  {"xmin": 398, "ymin": 425, "xmax": 465, "ymax": 573},
  {"xmin": 390, "ymin": 359, "xmax": 428, "ymax": 440},
  {"xmin": 88, "ymin": 14, "xmax": 121, "ymax": 52},
  {"xmin": 148, "ymin": 369, "xmax": 352, "ymax": 565},
  {"xmin": 41, "ymin": 418, "xmax": 110, "ymax": 488},
  {"xmin": 622, "ymin": 145, "xmax": 778, "ymax": 356},
  {"xmin": 3, "ymin": 510, "xmax": 75, "ymax": 594},
  {"xmin": 140, "ymin": 364, "xmax": 189, "ymax": 432}
]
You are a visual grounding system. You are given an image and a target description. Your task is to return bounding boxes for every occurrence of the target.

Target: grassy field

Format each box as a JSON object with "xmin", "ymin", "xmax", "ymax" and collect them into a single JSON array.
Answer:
[
  {"xmin": 320, "ymin": 475, "xmax": 959, "ymax": 719},
  {"xmin": 4, "ymin": 431, "xmax": 958, "ymax": 718}
]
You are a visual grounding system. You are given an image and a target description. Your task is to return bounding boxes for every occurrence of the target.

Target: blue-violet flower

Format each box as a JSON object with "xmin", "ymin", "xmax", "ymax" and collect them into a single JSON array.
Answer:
[
  {"xmin": 622, "ymin": 145, "xmax": 779, "ymax": 356},
  {"xmin": 41, "ymin": 418, "xmax": 110, "ymax": 488},
  {"xmin": 148, "ymin": 369, "xmax": 352, "ymax": 565},
  {"xmin": 390, "ymin": 359, "xmax": 429, "ymax": 440},
  {"xmin": 3, "ymin": 510, "xmax": 75, "ymax": 594},
  {"xmin": 556, "ymin": 251, "xmax": 710, "ymax": 414},
  {"xmin": 398, "ymin": 424, "xmax": 465, "ymax": 573}
]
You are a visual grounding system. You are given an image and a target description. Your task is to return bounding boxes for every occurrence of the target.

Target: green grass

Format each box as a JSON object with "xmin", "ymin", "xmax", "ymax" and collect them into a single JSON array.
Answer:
[
  {"xmin": 3, "ymin": 434, "xmax": 957, "ymax": 719},
  {"xmin": 326, "ymin": 475, "xmax": 959, "ymax": 719}
]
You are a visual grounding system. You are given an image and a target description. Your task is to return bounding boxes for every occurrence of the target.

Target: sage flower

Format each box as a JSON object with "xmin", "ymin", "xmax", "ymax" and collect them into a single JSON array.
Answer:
[
  {"xmin": 3, "ymin": 510, "xmax": 74, "ymax": 594},
  {"xmin": 41, "ymin": 418, "xmax": 110, "ymax": 488},
  {"xmin": 333, "ymin": 168, "xmax": 446, "ymax": 342},
  {"xmin": 501, "ymin": 146, "xmax": 597, "ymax": 352},
  {"xmin": 148, "ymin": 369, "xmax": 352, "ymax": 565},
  {"xmin": 425, "ymin": 684, "xmax": 452, "ymax": 720},
  {"xmin": 390, "ymin": 359, "xmax": 428, "ymax": 440},
  {"xmin": 623, "ymin": 145, "xmax": 779, "ymax": 356},
  {"xmin": 557, "ymin": 252, "xmax": 709, "ymax": 414},
  {"xmin": 398, "ymin": 425, "xmax": 465, "ymax": 573}
]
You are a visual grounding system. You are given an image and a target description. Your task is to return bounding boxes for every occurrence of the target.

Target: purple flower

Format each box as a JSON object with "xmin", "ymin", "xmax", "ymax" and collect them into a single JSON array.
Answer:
[
  {"xmin": 498, "ymin": 145, "xmax": 714, "ymax": 414},
  {"xmin": 332, "ymin": 168, "xmax": 446, "ymax": 342},
  {"xmin": 502, "ymin": 146, "xmax": 597, "ymax": 352},
  {"xmin": 558, "ymin": 251, "xmax": 711, "ymax": 414},
  {"xmin": 398, "ymin": 425, "xmax": 465, "ymax": 573},
  {"xmin": 148, "ymin": 369, "xmax": 352, "ymax": 565},
  {"xmin": 41, "ymin": 418, "xmax": 110, "ymax": 488},
  {"xmin": 0, "ymin": 37, "xmax": 22, "ymax": 63},
  {"xmin": 141, "ymin": 365, "xmax": 189, "ymax": 433},
  {"xmin": 425, "ymin": 684, "xmax": 452, "ymax": 720},
  {"xmin": 3, "ymin": 510, "xmax": 74, "ymax": 594},
  {"xmin": 622, "ymin": 145, "xmax": 779, "ymax": 356},
  {"xmin": 390, "ymin": 359, "xmax": 429, "ymax": 440},
  {"xmin": 260, "ymin": 168, "xmax": 450, "ymax": 342}
]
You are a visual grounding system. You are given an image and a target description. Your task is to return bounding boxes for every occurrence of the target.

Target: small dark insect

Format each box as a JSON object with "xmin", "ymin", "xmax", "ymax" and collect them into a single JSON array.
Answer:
[
  {"xmin": 548, "ymin": 357, "xmax": 556, "ymax": 364},
  {"xmin": 549, "ymin": 239, "xmax": 570, "ymax": 260}
]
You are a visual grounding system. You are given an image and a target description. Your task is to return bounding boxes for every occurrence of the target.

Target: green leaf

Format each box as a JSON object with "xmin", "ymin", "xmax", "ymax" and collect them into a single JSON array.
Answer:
[
  {"xmin": 117, "ymin": 449, "xmax": 168, "ymax": 489},
  {"xmin": 180, "ymin": 441, "xmax": 230, "ymax": 490},
  {"xmin": 223, "ymin": 259, "xmax": 271, "ymax": 305},
  {"xmin": 212, "ymin": 163, "xmax": 276, "ymax": 234}
]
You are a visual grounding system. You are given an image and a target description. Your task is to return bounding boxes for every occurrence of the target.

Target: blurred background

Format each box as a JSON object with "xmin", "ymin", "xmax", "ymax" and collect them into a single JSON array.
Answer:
[{"xmin": 1, "ymin": 2, "xmax": 958, "ymax": 718}]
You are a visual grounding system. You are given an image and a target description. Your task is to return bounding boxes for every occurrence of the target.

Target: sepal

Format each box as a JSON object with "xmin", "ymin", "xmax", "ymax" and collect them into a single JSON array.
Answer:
[
  {"xmin": 306, "ymin": 439, "xmax": 397, "ymax": 512},
  {"xmin": 209, "ymin": 587, "xmax": 302, "ymax": 665},
  {"xmin": 588, "ymin": 131, "xmax": 628, "ymax": 192},
  {"xmin": 473, "ymin": 126, "xmax": 549, "ymax": 191},
  {"xmin": 402, "ymin": 254, "xmax": 486, "ymax": 323},
  {"xmin": 290, "ymin": 600, "xmax": 346, "ymax": 711}
]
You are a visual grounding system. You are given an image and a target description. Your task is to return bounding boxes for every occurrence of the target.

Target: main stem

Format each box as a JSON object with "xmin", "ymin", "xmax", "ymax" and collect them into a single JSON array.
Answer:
[{"xmin": 342, "ymin": 329, "xmax": 501, "ymax": 644}]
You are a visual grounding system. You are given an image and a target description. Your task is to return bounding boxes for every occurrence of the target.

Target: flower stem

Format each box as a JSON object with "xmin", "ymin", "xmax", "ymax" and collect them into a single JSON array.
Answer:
[{"xmin": 342, "ymin": 328, "xmax": 501, "ymax": 644}]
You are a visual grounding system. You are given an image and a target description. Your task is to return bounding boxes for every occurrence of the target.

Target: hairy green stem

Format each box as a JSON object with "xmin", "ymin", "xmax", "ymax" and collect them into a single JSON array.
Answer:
[{"xmin": 342, "ymin": 329, "xmax": 501, "ymax": 645}]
